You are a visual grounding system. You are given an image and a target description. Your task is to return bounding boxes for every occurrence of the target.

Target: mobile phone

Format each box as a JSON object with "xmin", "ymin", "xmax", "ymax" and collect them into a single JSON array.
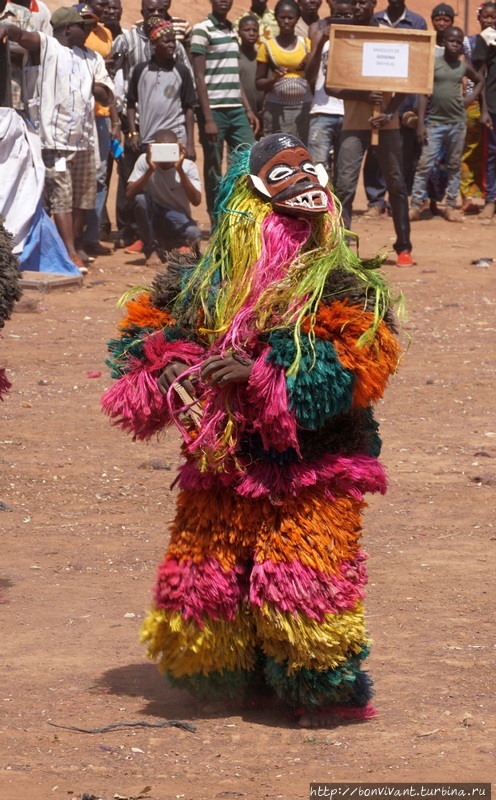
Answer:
[{"xmin": 150, "ymin": 142, "xmax": 180, "ymax": 163}]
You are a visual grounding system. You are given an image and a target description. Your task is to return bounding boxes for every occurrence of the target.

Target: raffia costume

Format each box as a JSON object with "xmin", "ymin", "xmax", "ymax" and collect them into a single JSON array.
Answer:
[
  {"xmin": 0, "ymin": 220, "xmax": 22, "ymax": 399},
  {"xmin": 103, "ymin": 136, "xmax": 400, "ymax": 719}
]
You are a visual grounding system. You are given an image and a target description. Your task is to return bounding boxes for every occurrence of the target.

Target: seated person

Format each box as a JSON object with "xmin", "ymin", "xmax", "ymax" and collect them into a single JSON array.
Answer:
[{"xmin": 126, "ymin": 129, "xmax": 201, "ymax": 268}]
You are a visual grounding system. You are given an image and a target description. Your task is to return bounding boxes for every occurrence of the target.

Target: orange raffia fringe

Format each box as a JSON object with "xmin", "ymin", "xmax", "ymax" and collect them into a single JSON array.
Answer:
[
  {"xmin": 254, "ymin": 600, "xmax": 368, "ymax": 673},
  {"xmin": 140, "ymin": 606, "xmax": 257, "ymax": 677},
  {"xmin": 118, "ymin": 292, "xmax": 173, "ymax": 332},
  {"xmin": 303, "ymin": 300, "xmax": 401, "ymax": 407},
  {"xmin": 165, "ymin": 485, "xmax": 364, "ymax": 575}
]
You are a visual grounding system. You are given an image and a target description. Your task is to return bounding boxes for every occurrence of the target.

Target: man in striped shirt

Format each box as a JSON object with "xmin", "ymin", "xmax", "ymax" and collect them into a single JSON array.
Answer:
[{"xmin": 191, "ymin": 0, "xmax": 259, "ymax": 221}]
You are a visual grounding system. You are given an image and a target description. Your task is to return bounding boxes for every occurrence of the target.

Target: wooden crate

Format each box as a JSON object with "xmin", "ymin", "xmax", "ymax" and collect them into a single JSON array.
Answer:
[
  {"xmin": 326, "ymin": 25, "xmax": 436, "ymax": 95},
  {"xmin": 20, "ymin": 271, "xmax": 83, "ymax": 293}
]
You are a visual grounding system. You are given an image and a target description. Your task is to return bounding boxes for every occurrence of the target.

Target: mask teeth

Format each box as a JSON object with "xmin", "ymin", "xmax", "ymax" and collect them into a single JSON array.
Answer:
[{"xmin": 285, "ymin": 190, "xmax": 327, "ymax": 210}]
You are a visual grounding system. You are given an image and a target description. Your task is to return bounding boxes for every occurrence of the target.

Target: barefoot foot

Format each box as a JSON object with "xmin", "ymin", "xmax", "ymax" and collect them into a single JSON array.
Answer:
[
  {"xmin": 145, "ymin": 250, "xmax": 164, "ymax": 268},
  {"xmin": 298, "ymin": 710, "xmax": 338, "ymax": 728}
]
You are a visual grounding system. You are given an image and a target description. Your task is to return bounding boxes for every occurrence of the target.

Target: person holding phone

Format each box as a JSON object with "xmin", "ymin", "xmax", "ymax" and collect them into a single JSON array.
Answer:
[{"xmin": 126, "ymin": 130, "xmax": 202, "ymax": 268}]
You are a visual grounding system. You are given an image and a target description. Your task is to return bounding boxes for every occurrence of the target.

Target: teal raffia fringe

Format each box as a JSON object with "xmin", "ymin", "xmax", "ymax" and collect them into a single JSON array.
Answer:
[{"xmin": 267, "ymin": 330, "xmax": 355, "ymax": 429}]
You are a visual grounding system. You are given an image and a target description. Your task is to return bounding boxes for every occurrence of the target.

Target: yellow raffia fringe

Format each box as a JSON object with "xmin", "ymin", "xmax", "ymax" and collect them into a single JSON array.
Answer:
[
  {"xmin": 140, "ymin": 602, "xmax": 368, "ymax": 678},
  {"xmin": 140, "ymin": 608, "xmax": 257, "ymax": 678},
  {"xmin": 254, "ymin": 602, "xmax": 369, "ymax": 674}
]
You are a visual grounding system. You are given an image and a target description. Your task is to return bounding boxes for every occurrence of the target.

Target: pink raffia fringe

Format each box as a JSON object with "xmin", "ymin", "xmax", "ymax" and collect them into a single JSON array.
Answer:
[
  {"xmin": 295, "ymin": 702, "xmax": 377, "ymax": 720},
  {"xmin": 153, "ymin": 552, "xmax": 366, "ymax": 625},
  {"xmin": 250, "ymin": 553, "xmax": 368, "ymax": 621},
  {"xmin": 0, "ymin": 368, "xmax": 11, "ymax": 401},
  {"xmin": 177, "ymin": 453, "xmax": 387, "ymax": 500},
  {"xmin": 153, "ymin": 556, "xmax": 249, "ymax": 626},
  {"xmin": 101, "ymin": 333, "xmax": 205, "ymax": 439},
  {"xmin": 244, "ymin": 347, "xmax": 300, "ymax": 453}
]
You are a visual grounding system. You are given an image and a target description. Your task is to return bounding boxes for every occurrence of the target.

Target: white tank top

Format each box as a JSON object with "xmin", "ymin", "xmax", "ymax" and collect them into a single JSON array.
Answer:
[{"xmin": 310, "ymin": 41, "xmax": 344, "ymax": 116}]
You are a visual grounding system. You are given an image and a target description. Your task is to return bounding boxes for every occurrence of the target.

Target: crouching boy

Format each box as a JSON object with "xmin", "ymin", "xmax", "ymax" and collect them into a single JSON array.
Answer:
[{"xmin": 126, "ymin": 130, "xmax": 202, "ymax": 268}]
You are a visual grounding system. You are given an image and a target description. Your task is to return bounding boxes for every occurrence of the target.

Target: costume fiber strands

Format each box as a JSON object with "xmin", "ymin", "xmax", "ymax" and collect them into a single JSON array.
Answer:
[
  {"xmin": 103, "ymin": 135, "xmax": 401, "ymax": 720},
  {"xmin": 0, "ymin": 220, "xmax": 22, "ymax": 399}
]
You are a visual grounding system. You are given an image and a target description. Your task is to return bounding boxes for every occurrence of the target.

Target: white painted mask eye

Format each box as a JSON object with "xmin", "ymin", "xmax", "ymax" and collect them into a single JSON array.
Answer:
[
  {"xmin": 301, "ymin": 161, "xmax": 318, "ymax": 176},
  {"xmin": 266, "ymin": 164, "xmax": 296, "ymax": 183}
]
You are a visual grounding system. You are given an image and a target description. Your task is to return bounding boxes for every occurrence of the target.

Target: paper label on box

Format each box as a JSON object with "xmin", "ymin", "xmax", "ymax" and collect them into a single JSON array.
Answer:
[
  {"xmin": 54, "ymin": 157, "xmax": 67, "ymax": 173},
  {"xmin": 361, "ymin": 42, "xmax": 409, "ymax": 78}
]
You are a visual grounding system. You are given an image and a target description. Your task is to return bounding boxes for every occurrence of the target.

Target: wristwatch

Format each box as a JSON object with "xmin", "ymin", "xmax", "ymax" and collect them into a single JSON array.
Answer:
[{"xmin": 386, "ymin": 112, "xmax": 394, "ymax": 122}]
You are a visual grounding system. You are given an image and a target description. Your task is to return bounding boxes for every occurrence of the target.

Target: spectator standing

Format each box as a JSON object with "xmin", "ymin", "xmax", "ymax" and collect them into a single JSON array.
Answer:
[
  {"xmin": 330, "ymin": 0, "xmax": 412, "ymax": 266},
  {"xmin": 163, "ymin": 0, "xmax": 192, "ymax": 50},
  {"xmin": 0, "ymin": 8, "xmax": 114, "ymax": 272},
  {"xmin": 101, "ymin": 0, "xmax": 121, "ymax": 37},
  {"xmin": 431, "ymin": 2, "xmax": 454, "ymax": 55},
  {"xmin": 0, "ymin": 0, "xmax": 34, "ymax": 113},
  {"xmin": 460, "ymin": 3, "xmax": 492, "ymax": 212},
  {"xmin": 97, "ymin": 0, "xmax": 124, "ymax": 239},
  {"xmin": 111, "ymin": 0, "xmax": 193, "ymax": 249},
  {"xmin": 256, "ymin": 0, "xmax": 312, "ymax": 143},
  {"xmin": 191, "ymin": 0, "xmax": 257, "ymax": 223},
  {"xmin": 126, "ymin": 131, "xmax": 201, "ymax": 267},
  {"xmin": 295, "ymin": 0, "xmax": 321, "ymax": 37},
  {"xmin": 409, "ymin": 27, "xmax": 484, "ymax": 223},
  {"xmin": 75, "ymin": 2, "xmax": 117, "ymax": 258},
  {"xmin": 126, "ymin": 19, "xmax": 196, "ymax": 158},
  {"xmin": 235, "ymin": 0, "xmax": 279, "ymax": 43},
  {"xmin": 362, "ymin": 0, "xmax": 427, "ymax": 218},
  {"xmin": 305, "ymin": 0, "xmax": 353, "ymax": 179},
  {"xmin": 15, "ymin": 0, "xmax": 52, "ymax": 35},
  {"xmin": 374, "ymin": 0, "xmax": 426, "ymax": 30},
  {"xmin": 473, "ymin": 2, "xmax": 496, "ymax": 222},
  {"xmin": 238, "ymin": 14, "xmax": 265, "ymax": 133}
]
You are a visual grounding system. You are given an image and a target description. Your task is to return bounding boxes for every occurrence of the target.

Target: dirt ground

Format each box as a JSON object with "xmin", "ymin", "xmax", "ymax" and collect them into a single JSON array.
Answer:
[{"xmin": 1, "ymin": 200, "xmax": 495, "ymax": 800}]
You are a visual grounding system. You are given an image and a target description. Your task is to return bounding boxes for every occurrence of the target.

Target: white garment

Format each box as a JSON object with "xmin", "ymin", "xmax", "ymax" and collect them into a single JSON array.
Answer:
[
  {"xmin": 31, "ymin": 1, "xmax": 52, "ymax": 35},
  {"xmin": 25, "ymin": 33, "xmax": 114, "ymax": 151},
  {"xmin": 310, "ymin": 41, "xmax": 344, "ymax": 116},
  {"xmin": 0, "ymin": 108, "xmax": 44, "ymax": 253}
]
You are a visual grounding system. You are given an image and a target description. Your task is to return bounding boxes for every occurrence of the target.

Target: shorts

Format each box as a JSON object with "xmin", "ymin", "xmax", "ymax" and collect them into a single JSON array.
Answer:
[{"xmin": 42, "ymin": 149, "xmax": 96, "ymax": 215}]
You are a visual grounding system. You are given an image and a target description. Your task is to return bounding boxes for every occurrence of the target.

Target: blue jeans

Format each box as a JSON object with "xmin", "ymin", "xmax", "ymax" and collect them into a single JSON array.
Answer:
[
  {"xmin": 410, "ymin": 122, "xmax": 466, "ymax": 209},
  {"xmin": 308, "ymin": 113, "xmax": 343, "ymax": 181},
  {"xmin": 336, "ymin": 129, "xmax": 411, "ymax": 254},
  {"xmin": 486, "ymin": 112, "xmax": 496, "ymax": 203},
  {"xmin": 134, "ymin": 193, "xmax": 201, "ymax": 257},
  {"xmin": 83, "ymin": 116, "xmax": 110, "ymax": 244},
  {"xmin": 197, "ymin": 106, "xmax": 255, "ymax": 221}
]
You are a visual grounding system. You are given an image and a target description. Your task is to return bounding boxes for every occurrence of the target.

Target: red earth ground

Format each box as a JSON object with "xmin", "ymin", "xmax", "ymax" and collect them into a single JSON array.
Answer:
[
  {"xmin": 1, "ymin": 197, "xmax": 495, "ymax": 800},
  {"xmin": 3, "ymin": 0, "xmax": 496, "ymax": 794}
]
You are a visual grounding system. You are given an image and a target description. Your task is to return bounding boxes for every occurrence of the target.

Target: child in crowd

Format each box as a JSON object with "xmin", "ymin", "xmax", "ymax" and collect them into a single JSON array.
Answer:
[
  {"xmin": 409, "ymin": 26, "xmax": 484, "ymax": 222},
  {"xmin": 238, "ymin": 15, "xmax": 265, "ymax": 137}
]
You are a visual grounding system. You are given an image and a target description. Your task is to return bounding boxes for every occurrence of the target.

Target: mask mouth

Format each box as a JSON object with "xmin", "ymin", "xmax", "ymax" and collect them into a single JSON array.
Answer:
[{"xmin": 277, "ymin": 188, "xmax": 328, "ymax": 212}]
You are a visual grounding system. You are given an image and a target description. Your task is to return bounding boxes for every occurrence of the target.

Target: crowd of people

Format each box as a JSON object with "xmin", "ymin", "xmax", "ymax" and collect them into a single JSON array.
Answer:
[{"xmin": 1, "ymin": 0, "xmax": 495, "ymax": 272}]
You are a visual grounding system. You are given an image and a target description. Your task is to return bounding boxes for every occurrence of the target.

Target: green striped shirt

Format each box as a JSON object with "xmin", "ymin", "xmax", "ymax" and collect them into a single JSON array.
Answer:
[{"xmin": 190, "ymin": 14, "xmax": 242, "ymax": 108}]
